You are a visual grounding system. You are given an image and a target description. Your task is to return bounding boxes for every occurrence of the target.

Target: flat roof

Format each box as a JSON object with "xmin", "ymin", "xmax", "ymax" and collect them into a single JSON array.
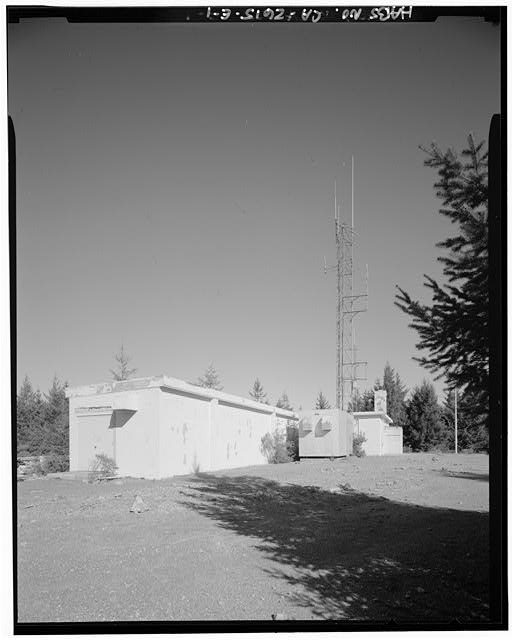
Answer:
[
  {"xmin": 66, "ymin": 375, "xmax": 298, "ymax": 420},
  {"xmin": 352, "ymin": 411, "xmax": 393, "ymax": 425}
]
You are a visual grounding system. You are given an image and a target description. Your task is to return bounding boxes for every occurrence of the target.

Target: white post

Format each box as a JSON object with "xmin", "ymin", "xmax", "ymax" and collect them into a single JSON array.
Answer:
[{"xmin": 454, "ymin": 388, "xmax": 458, "ymax": 454}]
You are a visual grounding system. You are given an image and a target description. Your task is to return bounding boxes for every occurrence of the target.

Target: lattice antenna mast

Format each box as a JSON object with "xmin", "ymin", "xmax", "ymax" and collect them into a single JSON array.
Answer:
[
  {"xmin": 326, "ymin": 156, "xmax": 368, "ymax": 410},
  {"xmin": 335, "ymin": 180, "xmax": 341, "ymax": 410}
]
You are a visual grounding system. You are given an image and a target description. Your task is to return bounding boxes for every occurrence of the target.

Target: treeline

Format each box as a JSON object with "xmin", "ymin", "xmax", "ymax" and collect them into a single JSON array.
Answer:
[
  {"xmin": 244, "ymin": 361, "xmax": 488, "ymax": 454},
  {"xmin": 349, "ymin": 363, "xmax": 488, "ymax": 453},
  {"xmin": 196, "ymin": 363, "xmax": 296, "ymax": 412},
  {"xmin": 15, "ymin": 361, "xmax": 301, "ymax": 470},
  {"xmin": 16, "ymin": 375, "xmax": 69, "ymax": 470},
  {"xmin": 16, "ymin": 358, "xmax": 487, "ymax": 475}
]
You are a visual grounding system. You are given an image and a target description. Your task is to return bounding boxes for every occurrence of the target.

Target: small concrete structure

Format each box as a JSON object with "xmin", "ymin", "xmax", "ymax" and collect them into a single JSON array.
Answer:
[
  {"xmin": 66, "ymin": 376, "xmax": 298, "ymax": 479},
  {"xmin": 352, "ymin": 390, "xmax": 403, "ymax": 456},
  {"xmin": 298, "ymin": 409, "xmax": 354, "ymax": 458},
  {"xmin": 374, "ymin": 389, "xmax": 387, "ymax": 414}
]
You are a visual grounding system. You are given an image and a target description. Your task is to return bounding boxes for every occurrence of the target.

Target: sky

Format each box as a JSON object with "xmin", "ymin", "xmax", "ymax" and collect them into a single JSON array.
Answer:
[{"xmin": 8, "ymin": 13, "xmax": 500, "ymax": 410}]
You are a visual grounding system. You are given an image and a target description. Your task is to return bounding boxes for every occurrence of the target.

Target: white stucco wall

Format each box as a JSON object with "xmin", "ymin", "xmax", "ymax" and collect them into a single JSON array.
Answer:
[
  {"xmin": 212, "ymin": 402, "xmax": 272, "ymax": 471},
  {"xmin": 383, "ymin": 427, "xmax": 404, "ymax": 455},
  {"xmin": 158, "ymin": 387, "xmax": 211, "ymax": 477},
  {"xmin": 345, "ymin": 413, "xmax": 355, "ymax": 453},
  {"xmin": 355, "ymin": 415, "xmax": 383, "ymax": 455},
  {"xmin": 67, "ymin": 376, "xmax": 297, "ymax": 478},
  {"xmin": 71, "ymin": 409, "xmax": 113, "ymax": 471},
  {"xmin": 353, "ymin": 411, "xmax": 402, "ymax": 456},
  {"xmin": 69, "ymin": 388, "xmax": 160, "ymax": 477},
  {"xmin": 114, "ymin": 388, "xmax": 160, "ymax": 478}
]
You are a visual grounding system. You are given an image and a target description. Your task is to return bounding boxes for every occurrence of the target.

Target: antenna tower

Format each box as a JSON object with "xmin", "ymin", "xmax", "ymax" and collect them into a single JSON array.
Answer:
[{"xmin": 326, "ymin": 156, "xmax": 368, "ymax": 410}]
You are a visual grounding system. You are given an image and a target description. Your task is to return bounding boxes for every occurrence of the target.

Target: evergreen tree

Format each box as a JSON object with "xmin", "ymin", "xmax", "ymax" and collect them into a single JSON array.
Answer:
[
  {"xmin": 348, "ymin": 388, "xmax": 374, "ymax": 413},
  {"xmin": 396, "ymin": 136, "xmax": 489, "ymax": 430},
  {"xmin": 196, "ymin": 363, "xmax": 223, "ymax": 390},
  {"xmin": 374, "ymin": 363, "xmax": 407, "ymax": 425},
  {"xmin": 440, "ymin": 388, "xmax": 488, "ymax": 453},
  {"xmin": 41, "ymin": 376, "xmax": 69, "ymax": 459},
  {"xmin": 17, "ymin": 375, "xmax": 34, "ymax": 454},
  {"xmin": 43, "ymin": 376, "xmax": 67, "ymax": 424},
  {"xmin": 249, "ymin": 378, "xmax": 268, "ymax": 404},
  {"xmin": 275, "ymin": 391, "xmax": 297, "ymax": 459},
  {"xmin": 315, "ymin": 391, "xmax": 331, "ymax": 410},
  {"xmin": 404, "ymin": 380, "xmax": 443, "ymax": 451},
  {"xmin": 276, "ymin": 392, "xmax": 293, "ymax": 411},
  {"xmin": 110, "ymin": 343, "xmax": 137, "ymax": 381},
  {"xmin": 16, "ymin": 376, "xmax": 44, "ymax": 456},
  {"xmin": 439, "ymin": 388, "xmax": 457, "ymax": 450}
]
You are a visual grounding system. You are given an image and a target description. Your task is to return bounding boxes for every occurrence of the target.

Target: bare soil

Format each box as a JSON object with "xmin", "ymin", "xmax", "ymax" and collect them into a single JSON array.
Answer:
[{"xmin": 17, "ymin": 452, "xmax": 489, "ymax": 623}]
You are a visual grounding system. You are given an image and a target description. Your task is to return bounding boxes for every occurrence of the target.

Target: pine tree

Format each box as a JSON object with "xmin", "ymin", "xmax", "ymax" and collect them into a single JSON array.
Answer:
[
  {"xmin": 404, "ymin": 380, "xmax": 443, "ymax": 451},
  {"xmin": 374, "ymin": 363, "xmax": 407, "ymax": 425},
  {"xmin": 110, "ymin": 343, "xmax": 137, "ymax": 381},
  {"xmin": 440, "ymin": 388, "xmax": 488, "ymax": 453},
  {"xmin": 275, "ymin": 391, "xmax": 297, "ymax": 459},
  {"xmin": 43, "ymin": 376, "xmax": 67, "ymax": 424},
  {"xmin": 196, "ymin": 363, "xmax": 223, "ymax": 391},
  {"xmin": 396, "ymin": 136, "xmax": 488, "ymax": 430},
  {"xmin": 275, "ymin": 392, "xmax": 293, "ymax": 411},
  {"xmin": 17, "ymin": 375, "xmax": 33, "ymax": 454},
  {"xmin": 315, "ymin": 391, "xmax": 331, "ymax": 410},
  {"xmin": 249, "ymin": 378, "xmax": 268, "ymax": 404},
  {"xmin": 16, "ymin": 376, "xmax": 44, "ymax": 456},
  {"xmin": 348, "ymin": 388, "xmax": 374, "ymax": 413},
  {"xmin": 439, "ymin": 388, "xmax": 457, "ymax": 450},
  {"xmin": 41, "ymin": 376, "xmax": 69, "ymax": 459}
]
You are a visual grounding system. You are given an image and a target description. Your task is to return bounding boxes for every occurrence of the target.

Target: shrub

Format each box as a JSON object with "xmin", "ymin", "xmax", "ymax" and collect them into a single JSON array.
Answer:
[
  {"xmin": 260, "ymin": 429, "xmax": 292, "ymax": 464},
  {"xmin": 352, "ymin": 433, "xmax": 367, "ymax": 457},
  {"xmin": 88, "ymin": 453, "xmax": 118, "ymax": 483},
  {"xmin": 40, "ymin": 453, "xmax": 69, "ymax": 474},
  {"xmin": 30, "ymin": 461, "xmax": 45, "ymax": 476},
  {"xmin": 431, "ymin": 443, "xmax": 452, "ymax": 454},
  {"xmin": 18, "ymin": 458, "xmax": 44, "ymax": 477},
  {"xmin": 286, "ymin": 423, "xmax": 299, "ymax": 461}
]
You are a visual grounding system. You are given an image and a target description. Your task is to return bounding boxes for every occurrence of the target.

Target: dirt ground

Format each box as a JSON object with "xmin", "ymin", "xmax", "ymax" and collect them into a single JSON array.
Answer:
[{"xmin": 16, "ymin": 452, "xmax": 489, "ymax": 623}]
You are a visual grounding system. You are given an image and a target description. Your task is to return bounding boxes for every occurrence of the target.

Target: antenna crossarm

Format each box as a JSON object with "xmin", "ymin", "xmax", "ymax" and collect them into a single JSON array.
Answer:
[{"xmin": 342, "ymin": 293, "xmax": 368, "ymax": 300}]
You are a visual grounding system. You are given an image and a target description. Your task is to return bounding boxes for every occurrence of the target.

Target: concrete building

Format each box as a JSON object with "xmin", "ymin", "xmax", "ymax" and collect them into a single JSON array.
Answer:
[
  {"xmin": 352, "ymin": 390, "xmax": 403, "ymax": 456},
  {"xmin": 298, "ymin": 390, "xmax": 403, "ymax": 458},
  {"xmin": 298, "ymin": 410, "xmax": 354, "ymax": 458},
  {"xmin": 66, "ymin": 376, "xmax": 298, "ymax": 479}
]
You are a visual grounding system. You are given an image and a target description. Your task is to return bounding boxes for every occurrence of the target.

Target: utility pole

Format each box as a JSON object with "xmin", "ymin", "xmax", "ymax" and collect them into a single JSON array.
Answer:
[
  {"xmin": 455, "ymin": 387, "xmax": 458, "ymax": 454},
  {"xmin": 326, "ymin": 156, "xmax": 368, "ymax": 410}
]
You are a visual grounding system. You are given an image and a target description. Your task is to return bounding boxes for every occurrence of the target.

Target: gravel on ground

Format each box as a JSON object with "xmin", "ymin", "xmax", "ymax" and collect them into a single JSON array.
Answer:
[{"xmin": 17, "ymin": 452, "xmax": 489, "ymax": 623}]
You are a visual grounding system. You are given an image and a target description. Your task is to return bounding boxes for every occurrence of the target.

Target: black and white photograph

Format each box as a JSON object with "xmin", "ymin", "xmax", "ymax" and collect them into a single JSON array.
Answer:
[{"xmin": 7, "ymin": 2, "xmax": 506, "ymax": 631}]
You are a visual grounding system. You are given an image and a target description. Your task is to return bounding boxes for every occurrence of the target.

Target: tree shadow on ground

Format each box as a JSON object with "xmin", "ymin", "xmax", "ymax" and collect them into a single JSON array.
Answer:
[
  {"xmin": 179, "ymin": 474, "xmax": 489, "ymax": 622},
  {"xmin": 439, "ymin": 470, "xmax": 489, "ymax": 482}
]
